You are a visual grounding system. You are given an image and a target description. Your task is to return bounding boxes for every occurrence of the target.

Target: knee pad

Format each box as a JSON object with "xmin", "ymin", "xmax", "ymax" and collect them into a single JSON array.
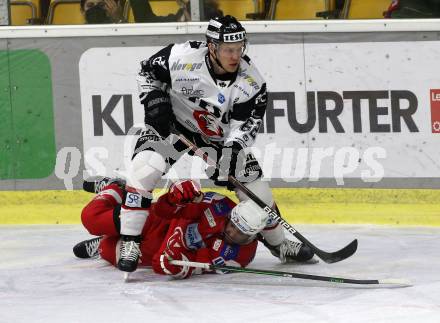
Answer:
[
  {"xmin": 235, "ymin": 178, "xmax": 274, "ymax": 206},
  {"xmin": 126, "ymin": 150, "xmax": 166, "ymax": 195},
  {"xmin": 120, "ymin": 207, "xmax": 149, "ymax": 236}
]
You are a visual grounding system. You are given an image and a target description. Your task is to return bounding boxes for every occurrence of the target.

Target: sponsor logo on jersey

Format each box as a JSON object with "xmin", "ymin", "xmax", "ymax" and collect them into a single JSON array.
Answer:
[
  {"xmin": 204, "ymin": 208, "xmax": 217, "ymax": 228},
  {"xmin": 233, "ymin": 84, "xmax": 250, "ymax": 98},
  {"xmin": 124, "ymin": 192, "xmax": 142, "ymax": 208},
  {"xmin": 218, "ymin": 81, "xmax": 227, "ymax": 88},
  {"xmin": 218, "ymin": 93, "xmax": 225, "ymax": 104},
  {"xmin": 237, "ymin": 69, "xmax": 260, "ymax": 90},
  {"xmin": 181, "ymin": 86, "xmax": 204, "ymax": 97},
  {"xmin": 220, "ymin": 244, "xmax": 239, "ymax": 260},
  {"xmin": 176, "ymin": 77, "xmax": 200, "ymax": 82},
  {"xmin": 193, "ymin": 110, "xmax": 224, "ymax": 138},
  {"xmin": 185, "ymin": 223, "xmax": 204, "ymax": 250},
  {"xmin": 213, "ymin": 239, "xmax": 222, "ymax": 251},
  {"xmin": 171, "ymin": 59, "xmax": 203, "ymax": 72}
]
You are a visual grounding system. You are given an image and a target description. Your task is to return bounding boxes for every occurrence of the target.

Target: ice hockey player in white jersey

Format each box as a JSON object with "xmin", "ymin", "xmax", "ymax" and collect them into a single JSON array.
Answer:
[{"xmin": 117, "ymin": 15, "xmax": 315, "ymax": 272}]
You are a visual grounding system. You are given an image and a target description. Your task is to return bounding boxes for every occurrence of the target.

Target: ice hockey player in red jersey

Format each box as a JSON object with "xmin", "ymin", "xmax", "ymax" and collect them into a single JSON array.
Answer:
[{"xmin": 74, "ymin": 178, "xmax": 276, "ymax": 278}]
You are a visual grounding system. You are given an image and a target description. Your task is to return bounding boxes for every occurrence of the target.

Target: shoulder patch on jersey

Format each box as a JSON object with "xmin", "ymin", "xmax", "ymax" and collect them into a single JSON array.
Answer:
[
  {"xmin": 242, "ymin": 55, "xmax": 251, "ymax": 64},
  {"xmin": 210, "ymin": 199, "xmax": 233, "ymax": 217},
  {"xmin": 220, "ymin": 243, "xmax": 239, "ymax": 260},
  {"xmin": 204, "ymin": 208, "xmax": 217, "ymax": 228}
]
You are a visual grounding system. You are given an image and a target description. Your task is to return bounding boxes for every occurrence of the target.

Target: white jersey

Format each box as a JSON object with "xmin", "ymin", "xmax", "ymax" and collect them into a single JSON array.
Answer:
[{"xmin": 136, "ymin": 41, "xmax": 267, "ymax": 148}]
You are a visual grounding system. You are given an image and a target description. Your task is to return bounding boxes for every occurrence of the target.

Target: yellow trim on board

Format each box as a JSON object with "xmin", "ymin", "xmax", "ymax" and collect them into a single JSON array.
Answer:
[{"xmin": 0, "ymin": 188, "xmax": 439, "ymax": 225}]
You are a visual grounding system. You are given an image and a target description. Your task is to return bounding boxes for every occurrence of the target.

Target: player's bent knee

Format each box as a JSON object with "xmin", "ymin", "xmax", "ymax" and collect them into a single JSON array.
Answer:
[
  {"xmin": 80, "ymin": 204, "xmax": 102, "ymax": 235},
  {"xmin": 127, "ymin": 150, "xmax": 166, "ymax": 194},
  {"xmin": 235, "ymin": 179, "xmax": 274, "ymax": 206}
]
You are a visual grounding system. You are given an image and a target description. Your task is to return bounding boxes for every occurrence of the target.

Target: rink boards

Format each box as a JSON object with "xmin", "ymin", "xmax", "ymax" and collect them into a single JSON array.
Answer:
[
  {"xmin": 1, "ymin": 21, "xmax": 440, "ymax": 226},
  {"xmin": 1, "ymin": 21, "xmax": 440, "ymax": 191}
]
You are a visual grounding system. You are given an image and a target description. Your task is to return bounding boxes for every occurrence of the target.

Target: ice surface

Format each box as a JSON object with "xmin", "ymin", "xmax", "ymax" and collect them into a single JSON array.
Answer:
[{"xmin": 0, "ymin": 225, "xmax": 439, "ymax": 323}]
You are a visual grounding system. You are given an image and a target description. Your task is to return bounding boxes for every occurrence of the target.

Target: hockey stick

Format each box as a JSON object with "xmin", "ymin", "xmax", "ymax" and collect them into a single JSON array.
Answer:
[
  {"xmin": 178, "ymin": 134, "xmax": 357, "ymax": 264},
  {"xmin": 170, "ymin": 260, "xmax": 411, "ymax": 287}
]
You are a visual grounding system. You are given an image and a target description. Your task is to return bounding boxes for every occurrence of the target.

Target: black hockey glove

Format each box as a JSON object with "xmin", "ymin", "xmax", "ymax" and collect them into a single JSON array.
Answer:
[
  {"xmin": 142, "ymin": 90, "xmax": 173, "ymax": 138},
  {"xmin": 209, "ymin": 141, "xmax": 245, "ymax": 191}
]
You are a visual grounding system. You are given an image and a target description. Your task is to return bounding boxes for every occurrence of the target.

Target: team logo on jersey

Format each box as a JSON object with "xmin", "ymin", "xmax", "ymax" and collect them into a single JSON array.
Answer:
[
  {"xmin": 218, "ymin": 93, "xmax": 225, "ymax": 104},
  {"xmin": 193, "ymin": 110, "xmax": 224, "ymax": 138}
]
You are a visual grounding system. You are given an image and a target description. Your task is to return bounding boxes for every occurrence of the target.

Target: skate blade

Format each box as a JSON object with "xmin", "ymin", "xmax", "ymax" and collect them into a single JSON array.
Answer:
[{"xmin": 124, "ymin": 272, "xmax": 130, "ymax": 282}]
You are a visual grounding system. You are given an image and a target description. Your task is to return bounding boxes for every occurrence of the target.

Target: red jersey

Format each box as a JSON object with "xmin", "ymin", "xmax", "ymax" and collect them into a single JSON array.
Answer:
[
  {"xmin": 81, "ymin": 185, "xmax": 257, "ymax": 277},
  {"xmin": 151, "ymin": 191, "xmax": 258, "ymax": 276}
]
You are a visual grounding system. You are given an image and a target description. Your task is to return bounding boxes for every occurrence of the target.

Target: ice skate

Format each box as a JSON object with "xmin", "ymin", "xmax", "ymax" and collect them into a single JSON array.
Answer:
[
  {"xmin": 271, "ymin": 239, "xmax": 317, "ymax": 264},
  {"xmin": 73, "ymin": 236, "xmax": 102, "ymax": 259},
  {"xmin": 83, "ymin": 176, "xmax": 126, "ymax": 194},
  {"xmin": 117, "ymin": 235, "xmax": 141, "ymax": 272}
]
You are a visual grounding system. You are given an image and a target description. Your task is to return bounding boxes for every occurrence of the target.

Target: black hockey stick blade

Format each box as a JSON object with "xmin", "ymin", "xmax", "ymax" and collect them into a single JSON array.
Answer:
[{"xmin": 313, "ymin": 238, "xmax": 358, "ymax": 264}]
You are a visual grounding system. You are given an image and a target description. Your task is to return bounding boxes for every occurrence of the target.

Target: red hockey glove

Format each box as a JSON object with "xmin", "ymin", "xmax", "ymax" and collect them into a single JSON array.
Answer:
[
  {"xmin": 158, "ymin": 252, "xmax": 192, "ymax": 279},
  {"xmin": 153, "ymin": 227, "xmax": 193, "ymax": 279},
  {"xmin": 168, "ymin": 180, "xmax": 201, "ymax": 206}
]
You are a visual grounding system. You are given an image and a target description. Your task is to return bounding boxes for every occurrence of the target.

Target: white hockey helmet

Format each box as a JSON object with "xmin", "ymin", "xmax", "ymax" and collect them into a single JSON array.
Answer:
[{"xmin": 230, "ymin": 200, "xmax": 269, "ymax": 236}]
